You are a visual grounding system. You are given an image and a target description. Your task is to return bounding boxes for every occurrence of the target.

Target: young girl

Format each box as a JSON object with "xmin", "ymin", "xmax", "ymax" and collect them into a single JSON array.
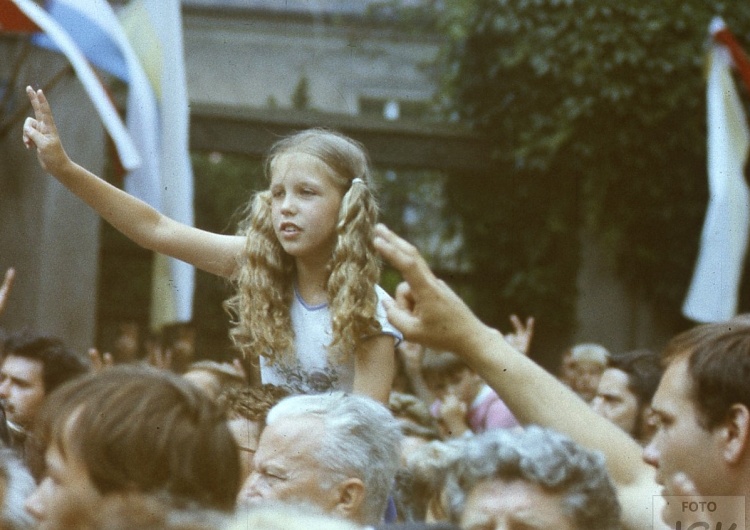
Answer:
[{"xmin": 22, "ymin": 86, "xmax": 401, "ymax": 403}]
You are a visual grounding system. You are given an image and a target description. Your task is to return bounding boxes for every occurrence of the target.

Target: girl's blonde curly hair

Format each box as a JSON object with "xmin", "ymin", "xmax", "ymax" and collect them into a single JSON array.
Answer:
[{"xmin": 225, "ymin": 129, "xmax": 382, "ymax": 368}]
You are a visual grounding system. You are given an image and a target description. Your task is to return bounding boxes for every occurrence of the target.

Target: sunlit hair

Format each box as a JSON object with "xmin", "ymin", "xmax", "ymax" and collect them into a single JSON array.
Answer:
[
  {"xmin": 31, "ymin": 366, "xmax": 240, "ymax": 511},
  {"xmin": 225, "ymin": 128, "xmax": 381, "ymax": 367},
  {"xmin": 266, "ymin": 392, "xmax": 401, "ymax": 525}
]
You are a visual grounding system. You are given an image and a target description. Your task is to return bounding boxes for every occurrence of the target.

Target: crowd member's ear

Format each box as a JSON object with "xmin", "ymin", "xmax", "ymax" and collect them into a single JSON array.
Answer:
[
  {"xmin": 332, "ymin": 478, "xmax": 365, "ymax": 522},
  {"xmin": 721, "ymin": 403, "xmax": 750, "ymax": 465}
]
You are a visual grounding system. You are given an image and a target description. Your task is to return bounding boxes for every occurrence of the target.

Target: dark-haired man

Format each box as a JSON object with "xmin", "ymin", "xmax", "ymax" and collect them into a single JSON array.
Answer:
[{"xmin": 0, "ymin": 333, "xmax": 87, "ymax": 443}]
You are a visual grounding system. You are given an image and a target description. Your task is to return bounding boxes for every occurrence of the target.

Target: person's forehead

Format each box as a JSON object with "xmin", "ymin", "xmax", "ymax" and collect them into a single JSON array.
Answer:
[
  {"xmin": 270, "ymin": 153, "xmax": 332, "ymax": 182},
  {"xmin": 651, "ymin": 357, "xmax": 692, "ymax": 412},
  {"xmin": 599, "ymin": 368, "xmax": 630, "ymax": 393},
  {"xmin": 257, "ymin": 416, "xmax": 324, "ymax": 459},
  {"xmin": 1, "ymin": 355, "xmax": 43, "ymax": 380},
  {"xmin": 466, "ymin": 478, "xmax": 569, "ymax": 526}
]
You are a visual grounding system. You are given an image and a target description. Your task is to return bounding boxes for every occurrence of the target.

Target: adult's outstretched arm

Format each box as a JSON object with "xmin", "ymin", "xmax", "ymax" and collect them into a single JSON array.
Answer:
[{"xmin": 373, "ymin": 224, "xmax": 665, "ymax": 530}]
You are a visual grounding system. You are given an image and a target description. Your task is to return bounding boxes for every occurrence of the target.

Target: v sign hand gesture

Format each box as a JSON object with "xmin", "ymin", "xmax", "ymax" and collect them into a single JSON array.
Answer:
[{"xmin": 23, "ymin": 86, "xmax": 71, "ymax": 176}]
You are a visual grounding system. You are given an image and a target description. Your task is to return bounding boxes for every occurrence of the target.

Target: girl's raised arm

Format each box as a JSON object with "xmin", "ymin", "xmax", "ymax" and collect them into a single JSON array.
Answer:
[{"xmin": 22, "ymin": 87, "xmax": 243, "ymax": 278}]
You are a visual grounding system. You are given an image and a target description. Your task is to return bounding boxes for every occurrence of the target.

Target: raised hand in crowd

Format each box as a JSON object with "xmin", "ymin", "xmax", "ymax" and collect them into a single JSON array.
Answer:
[
  {"xmin": 373, "ymin": 223, "xmax": 664, "ymax": 530},
  {"xmin": 504, "ymin": 314, "xmax": 534, "ymax": 355},
  {"xmin": 87, "ymin": 347, "xmax": 114, "ymax": 373},
  {"xmin": 0, "ymin": 267, "xmax": 16, "ymax": 317}
]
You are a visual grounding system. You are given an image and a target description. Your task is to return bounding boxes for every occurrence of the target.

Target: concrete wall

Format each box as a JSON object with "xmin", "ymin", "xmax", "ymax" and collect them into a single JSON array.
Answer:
[
  {"xmin": 183, "ymin": 9, "xmax": 439, "ymax": 114},
  {"xmin": 0, "ymin": 44, "xmax": 103, "ymax": 354}
]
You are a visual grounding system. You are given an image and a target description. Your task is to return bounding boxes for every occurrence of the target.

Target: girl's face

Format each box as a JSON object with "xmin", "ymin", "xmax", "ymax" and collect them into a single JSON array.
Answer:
[{"xmin": 270, "ymin": 153, "xmax": 344, "ymax": 266}]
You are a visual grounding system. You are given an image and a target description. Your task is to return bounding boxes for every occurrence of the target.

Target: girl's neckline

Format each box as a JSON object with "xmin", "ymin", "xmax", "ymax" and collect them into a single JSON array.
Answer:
[{"xmin": 293, "ymin": 285, "xmax": 328, "ymax": 310}]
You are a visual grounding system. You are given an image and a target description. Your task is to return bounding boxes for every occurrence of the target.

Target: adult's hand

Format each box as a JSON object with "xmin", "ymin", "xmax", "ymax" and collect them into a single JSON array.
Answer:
[{"xmin": 373, "ymin": 224, "xmax": 492, "ymax": 355}]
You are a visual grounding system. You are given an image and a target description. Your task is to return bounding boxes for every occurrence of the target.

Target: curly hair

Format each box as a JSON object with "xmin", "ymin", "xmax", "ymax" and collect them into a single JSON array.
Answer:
[
  {"xmin": 217, "ymin": 384, "xmax": 290, "ymax": 426},
  {"xmin": 225, "ymin": 129, "xmax": 382, "ymax": 367},
  {"xmin": 443, "ymin": 426, "xmax": 621, "ymax": 530}
]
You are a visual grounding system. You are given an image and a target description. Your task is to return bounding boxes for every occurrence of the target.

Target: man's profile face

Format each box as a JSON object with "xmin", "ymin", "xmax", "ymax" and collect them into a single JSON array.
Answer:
[
  {"xmin": 591, "ymin": 368, "xmax": 639, "ymax": 436},
  {"xmin": 237, "ymin": 416, "xmax": 340, "ymax": 513},
  {"xmin": 643, "ymin": 356, "xmax": 726, "ymax": 520},
  {"xmin": 0, "ymin": 355, "xmax": 45, "ymax": 429}
]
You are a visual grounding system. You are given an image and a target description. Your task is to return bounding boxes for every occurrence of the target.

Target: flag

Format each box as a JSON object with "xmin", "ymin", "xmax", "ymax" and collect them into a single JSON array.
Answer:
[
  {"xmin": 18, "ymin": 0, "xmax": 194, "ymax": 327},
  {"xmin": 0, "ymin": 0, "xmax": 40, "ymax": 32},
  {"xmin": 10, "ymin": 0, "xmax": 141, "ymax": 170},
  {"xmin": 118, "ymin": 0, "xmax": 195, "ymax": 329},
  {"xmin": 682, "ymin": 18, "xmax": 750, "ymax": 323}
]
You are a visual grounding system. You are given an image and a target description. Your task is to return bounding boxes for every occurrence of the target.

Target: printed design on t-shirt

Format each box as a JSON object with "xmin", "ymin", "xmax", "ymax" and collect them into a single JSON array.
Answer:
[{"xmin": 274, "ymin": 362, "xmax": 341, "ymax": 394}]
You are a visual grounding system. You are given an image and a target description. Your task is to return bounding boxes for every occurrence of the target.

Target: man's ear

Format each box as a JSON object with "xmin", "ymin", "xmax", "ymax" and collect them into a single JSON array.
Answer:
[
  {"xmin": 332, "ymin": 478, "xmax": 366, "ymax": 522},
  {"xmin": 722, "ymin": 404, "xmax": 750, "ymax": 465}
]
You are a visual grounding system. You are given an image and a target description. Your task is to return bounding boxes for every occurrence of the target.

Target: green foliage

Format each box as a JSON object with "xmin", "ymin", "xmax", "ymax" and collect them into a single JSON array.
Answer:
[
  {"xmin": 438, "ymin": 0, "xmax": 750, "ymax": 348},
  {"xmin": 191, "ymin": 152, "xmax": 265, "ymax": 357}
]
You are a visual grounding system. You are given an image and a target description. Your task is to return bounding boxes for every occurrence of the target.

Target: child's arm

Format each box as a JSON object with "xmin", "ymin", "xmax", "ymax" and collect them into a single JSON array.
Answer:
[
  {"xmin": 353, "ymin": 334, "xmax": 396, "ymax": 404},
  {"xmin": 22, "ymin": 87, "xmax": 243, "ymax": 278}
]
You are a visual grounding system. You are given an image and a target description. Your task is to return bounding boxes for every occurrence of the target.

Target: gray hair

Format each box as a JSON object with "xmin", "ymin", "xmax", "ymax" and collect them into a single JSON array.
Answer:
[
  {"xmin": 0, "ymin": 447, "xmax": 36, "ymax": 529},
  {"xmin": 444, "ymin": 426, "xmax": 621, "ymax": 530},
  {"xmin": 266, "ymin": 392, "xmax": 401, "ymax": 525}
]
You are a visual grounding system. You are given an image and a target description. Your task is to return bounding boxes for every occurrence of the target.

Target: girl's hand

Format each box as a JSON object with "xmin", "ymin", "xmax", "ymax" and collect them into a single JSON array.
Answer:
[{"xmin": 23, "ymin": 86, "xmax": 71, "ymax": 175}]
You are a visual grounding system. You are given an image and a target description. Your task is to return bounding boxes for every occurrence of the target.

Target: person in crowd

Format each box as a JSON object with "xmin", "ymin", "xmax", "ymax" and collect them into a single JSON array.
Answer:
[
  {"xmin": 642, "ymin": 321, "xmax": 750, "ymax": 528},
  {"xmin": 0, "ymin": 447, "xmax": 35, "ymax": 530},
  {"xmin": 24, "ymin": 365, "xmax": 240, "ymax": 526},
  {"xmin": 561, "ymin": 342, "xmax": 609, "ymax": 403},
  {"xmin": 107, "ymin": 320, "xmax": 142, "ymax": 365},
  {"xmin": 421, "ymin": 350, "xmax": 517, "ymax": 438},
  {"xmin": 237, "ymin": 392, "xmax": 401, "ymax": 527},
  {"xmin": 23, "ymin": 87, "xmax": 400, "ymax": 403},
  {"xmin": 0, "ymin": 333, "xmax": 87, "ymax": 449},
  {"xmin": 183, "ymin": 360, "xmax": 246, "ymax": 400},
  {"xmin": 443, "ymin": 426, "xmax": 621, "ymax": 530},
  {"xmin": 161, "ymin": 322, "xmax": 198, "ymax": 374},
  {"xmin": 372, "ymin": 223, "xmax": 660, "ymax": 530},
  {"xmin": 393, "ymin": 437, "xmax": 467, "ymax": 523},
  {"xmin": 591, "ymin": 348, "xmax": 662, "ymax": 444},
  {"xmin": 387, "ymin": 391, "xmax": 440, "ymax": 465},
  {"xmin": 217, "ymin": 384, "xmax": 290, "ymax": 487}
]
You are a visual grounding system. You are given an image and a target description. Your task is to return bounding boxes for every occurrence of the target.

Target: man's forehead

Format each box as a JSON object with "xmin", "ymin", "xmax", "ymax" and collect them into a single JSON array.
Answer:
[
  {"xmin": 1, "ymin": 355, "xmax": 43, "ymax": 378},
  {"xmin": 258, "ymin": 416, "xmax": 324, "ymax": 456},
  {"xmin": 651, "ymin": 357, "xmax": 692, "ymax": 412}
]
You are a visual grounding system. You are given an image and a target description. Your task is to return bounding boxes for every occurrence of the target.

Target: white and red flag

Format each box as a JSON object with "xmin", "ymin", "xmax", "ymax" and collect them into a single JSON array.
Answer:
[{"xmin": 683, "ymin": 17, "xmax": 750, "ymax": 323}]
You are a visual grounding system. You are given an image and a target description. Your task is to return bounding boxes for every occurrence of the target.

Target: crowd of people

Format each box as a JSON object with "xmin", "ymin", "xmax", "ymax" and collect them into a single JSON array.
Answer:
[{"xmin": 0, "ymin": 86, "xmax": 745, "ymax": 529}]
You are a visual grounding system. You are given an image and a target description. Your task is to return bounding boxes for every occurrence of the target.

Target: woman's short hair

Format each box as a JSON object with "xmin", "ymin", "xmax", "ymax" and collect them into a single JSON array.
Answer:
[{"xmin": 443, "ymin": 426, "xmax": 621, "ymax": 530}]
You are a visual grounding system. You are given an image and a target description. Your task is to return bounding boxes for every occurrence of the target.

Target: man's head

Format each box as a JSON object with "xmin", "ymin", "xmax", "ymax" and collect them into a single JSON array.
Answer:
[
  {"xmin": 563, "ymin": 343, "xmax": 609, "ymax": 403},
  {"xmin": 591, "ymin": 349, "xmax": 662, "ymax": 441},
  {"xmin": 0, "ymin": 333, "xmax": 87, "ymax": 430},
  {"xmin": 444, "ymin": 426, "xmax": 621, "ymax": 530},
  {"xmin": 238, "ymin": 392, "xmax": 401, "ymax": 526},
  {"xmin": 643, "ymin": 321, "xmax": 750, "ymax": 502},
  {"xmin": 24, "ymin": 365, "xmax": 240, "ymax": 525}
]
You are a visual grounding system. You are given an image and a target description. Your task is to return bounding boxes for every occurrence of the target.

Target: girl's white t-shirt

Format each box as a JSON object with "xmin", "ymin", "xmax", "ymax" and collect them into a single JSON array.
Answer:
[{"xmin": 259, "ymin": 284, "xmax": 402, "ymax": 394}]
